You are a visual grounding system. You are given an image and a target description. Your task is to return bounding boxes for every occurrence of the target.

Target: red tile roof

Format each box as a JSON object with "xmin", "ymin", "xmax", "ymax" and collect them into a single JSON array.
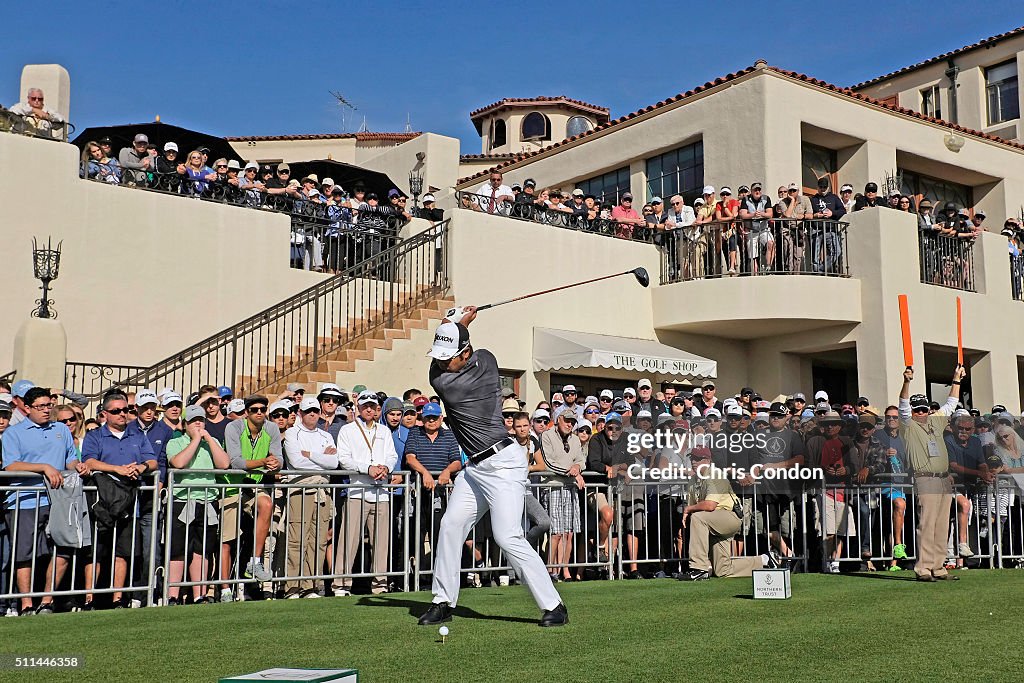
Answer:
[
  {"xmin": 457, "ymin": 62, "xmax": 1024, "ymax": 186},
  {"xmin": 469, "ymin": 97, "xmax": 610, "ymax": 134},
  {"xmin": 851, "ymin": 25, "xmax": 1024, "ymax": 89},
  {"xmin": 225, "ymin": 132, "xmax": 421, "ymax": 142}
]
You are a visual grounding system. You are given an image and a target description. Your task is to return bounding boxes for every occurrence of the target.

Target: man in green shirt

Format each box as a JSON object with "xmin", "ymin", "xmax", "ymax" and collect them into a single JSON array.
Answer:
[{"xmin": 165, "ymin": 405, "xmax": 230, "ymax": 604}]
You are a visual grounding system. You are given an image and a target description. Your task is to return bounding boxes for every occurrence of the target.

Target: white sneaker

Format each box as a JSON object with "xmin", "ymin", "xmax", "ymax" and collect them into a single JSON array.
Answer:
[
  {"xmin": 303, "ymin": 592, "xmax": 321, "ymax": 599},
  {"xmin": 220, "ymin": 588, "xmax": 235, "ymax": 603},
  {"xmin": 286, "ymin": 593, "xmax": 301, "ymax": 600},
  {"xmin": 333, "ymin": 589, "xmax": 351, "ymax": 597},
  {"xmin": 244, "ymin": 558, "xmax": 272, "ymax": 582},
  {"xmin": 828, "ymin": 561, "xmax": 840, "ymax": 574},
  {"xmin": 5, "ymin": 607, "xmax": 18, "ymax": 617},
  {"xmin": 957, "ymin": 542, "xmax": 974, "ymax": 558},
  {"xmin": 130, "ymin": 599, "xmax": 142, "ymax": 609}
]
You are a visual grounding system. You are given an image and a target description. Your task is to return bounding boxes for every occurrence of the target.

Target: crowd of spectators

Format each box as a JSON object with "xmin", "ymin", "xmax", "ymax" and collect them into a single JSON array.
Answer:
[{"xmin": 1, "ymin": 367, "xmax": 1022, "ymax": 614}]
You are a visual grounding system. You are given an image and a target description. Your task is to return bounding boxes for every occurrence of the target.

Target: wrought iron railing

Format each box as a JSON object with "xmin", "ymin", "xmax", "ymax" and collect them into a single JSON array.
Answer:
[
  {"xmin": 454, "ymin": 190, "xmax": 656, "ymax": 243},
  {"xmin": 1010, "ymin": 253, "xmax": 1024, "ymax": 301},
  {"xmin": 0, "ymin": 108, "xmax": 74, "ymax": 142},
  {"xmin": 919, "ymin": 231, "xmax": 977, "ymax": 292},
  {"xmin": 658, "ymin": 218, "xmax": 849, "ymax": 284},
  {"xmin": 64, "ymin": 362, "xmax": 147, "ymax": 400},
  {"xmin": 0, "ymin": 370, "xmax": 15, "ymax": 386},
  {"xmin": 67, "ymin": 221, "xmax": 449, "ymax": 400}
]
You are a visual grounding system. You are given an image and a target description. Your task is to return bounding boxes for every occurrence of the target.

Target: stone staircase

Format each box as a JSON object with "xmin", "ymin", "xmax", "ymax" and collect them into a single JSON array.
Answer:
[{"xmin": 247, "ymin": 293, "xmax": 455, "ymax": 397}]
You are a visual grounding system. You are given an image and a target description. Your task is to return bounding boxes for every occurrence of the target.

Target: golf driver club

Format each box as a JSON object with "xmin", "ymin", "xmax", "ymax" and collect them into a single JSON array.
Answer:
[{"xmin": 476, "ymin": 267, "xmax": 649, "ymax": 312}]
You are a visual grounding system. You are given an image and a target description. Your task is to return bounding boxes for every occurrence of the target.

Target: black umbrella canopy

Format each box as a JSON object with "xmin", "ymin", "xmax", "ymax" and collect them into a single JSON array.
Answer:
[
  {"xmin": 72, "ymin": 121, "xmax": 241, "ymax": 164},
  {"xmin": 286, "ymin": 159, "xmax": 405, "ymax": 200}
]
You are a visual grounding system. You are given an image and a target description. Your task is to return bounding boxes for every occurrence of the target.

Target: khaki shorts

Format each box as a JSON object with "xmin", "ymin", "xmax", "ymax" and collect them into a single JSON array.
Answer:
[
  {"xmin": 586, "ymin": 490, "xmax": 609, "ymax": 511},
  {"xmin": 819, "ymin": 495, "xmax": 855, "ymax": 537},
  {"xmin": 219, "ymin": 490, "xmax": 272, "ymax": 543}
]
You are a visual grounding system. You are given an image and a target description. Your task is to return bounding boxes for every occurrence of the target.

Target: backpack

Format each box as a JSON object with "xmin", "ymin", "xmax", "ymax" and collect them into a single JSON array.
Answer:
[{"xmin": 91, "ymin": 472, "xmax": 139, "ymax": 530}]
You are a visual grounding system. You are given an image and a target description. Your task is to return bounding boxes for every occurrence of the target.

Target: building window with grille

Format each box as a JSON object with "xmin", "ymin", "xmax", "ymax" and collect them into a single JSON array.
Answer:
[
  {"xmin": 521, "ymin": 112, "xmax": 551, "ymax": 141},
  {"xmin": 801, "ymin": 142, "xmax": 837, "ymax": 194},
  {"xmin": 900, "ymin": 169, "xmax": 972, "ymax": 212},
  {"xmin": 490, "ymin": 119, "xmax": 507, "ymax": 149},
  {"xmin": 645, "ymin": 140, "xmax": 704, "ymax": 206},
  {"xmin": 986, "ymin": 60, "xmax": 1020, "ymax": 125},
  {"xmin": 577, "ymin": 166, "xmax": 631, "ymax": 204},
  {"xmin": 921, "ymin": 85, "xmax": 942, "ymax": 119}
]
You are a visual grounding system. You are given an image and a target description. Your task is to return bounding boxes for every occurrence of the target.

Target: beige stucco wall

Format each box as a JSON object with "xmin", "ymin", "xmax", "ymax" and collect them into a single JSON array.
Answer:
[
  {"xmin": 358, "ymin": 133, "xmax": 460, "ymax": 209},
  {"xmin": 20, "ymin": 65, "xmax": 71, "ymax": 122},
  {"xmin": 0, "ymin": 133, "xmax": 323, "ymax": 372},
  {"xmin": 855, "ymin": 36, "xmax": 1024, "ymax": 141},
  {"xmin": 227, "ymin": 137, "xmax": 359, "ymax": 164},
  {"xmin": 479, "ymin": 108, "xmax": 593, "ymax": 156}
]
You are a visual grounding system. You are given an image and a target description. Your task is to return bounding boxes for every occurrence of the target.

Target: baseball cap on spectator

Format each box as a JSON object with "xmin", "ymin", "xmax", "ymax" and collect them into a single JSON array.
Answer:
[
  {"xmin": 737, "ymin": 185, "xmax": 750, "ymax": 194},
  {"xmin": 650, "ymin": 196, "xmax": 663, "ymax": 206},
  {"xmin": 244, "ymin": 161, "xmax": 259, "ymax": 171},
  {"xmin": 704, "ymin": 408, "xmax": 722, "ymax": 419},
  {"xmin": 243, "ymin": 395, "xmax": 269, "ymax": 410},
  {"xmin": 975, "ymin": 209, "xmax": 987, "ymax": 218},
  {"xmin": 12, "ymin": 380, "xmax": 35, "ymax": 398},
  {"xmin": 321, "ymin": 177, "xmax": 335, "ymax": 188},
  {"xmin": 276, "ymin": 163, "xmax": 291, "ymax": 173},
  {"xmin": 740, "ymin": 387, "xmax": 753, "ymax": 396},
  {"xmin": 638, "ymin": 379, "xmax": 652, "ymax": 390},
  {"xmin": 562, "ymin": 384, "xmax": 577, "ymax": 393},
  {"xmin": 623, "ymin": 387, "xmax": 636, "ymax": 397},
  {"xmin": 605, "ymin": 412, "xmax": 622, "ymax": 425},
  {"xmin": 218, "ymin": 386, "xmax": 233, "ymax": 398},
  {"xmin": 511, "ymin": 183, "xmax": 522, "ymax": 192},
  {"xmin": 840, "ymin": 183, "xmax": 854, "ymax": 193},
  {"xmin": 227, "ymin": 160, "xmax": 241, "ymax": 171},
  {"xmin": 382, "ymin": 397, "xmax": 404, "ymax": 414},
  {"xmin": 299, "ymin": 396, "xmax": 321, "ymax": 412},
  {"xmin": 184, "ymin": 405, "xmax": 206, "ymax": 422},
  {"xmin": 501, "ymin": 386, "xmax": 515, "ymax": 398},
  {"xmin": 136, "ymin": 389, "xmax": 159, "ymax": 407},
  {"xmin": 791, "ymin": 392, "xmax": 806, "ymax": 401},
  {"xmin": 357, "ymin": 390, "xmax": 379, "ymax": 406},
  {"xmin": 754, "ymin": 414, "xmax": 769, "ymax": 425},
  {"xmin": 287, "ymin": 383, "xmax": 305, "ymax": 394},
  {"xmin": 816, "ymin": 177, "xmax": 830, "ymax": 189},
  {"xmin": 279, "ymin": 398, "xmax": 295, "ymax": 411},
  {"xmin": 769, "ymin": 402, "xmax": 788, "ymax": 416},
  {"xmin": 422, "ymin": 194, "xmax": 436, "ymax": 203},
  {"xmin": 909, "ymin": 394, "xmax": 929, "ymax": 409},
  {"xmin": 720, "ymin": 187, "xmax": 732, "ymax": 196},
  {"xmin": 268, "ymin": 401, "xmax": 290, "ymax": 417},
  {"xmin": 551, "ymin": 393, "xmax": 564, "ymax": 406},
  {"xmin": 134, "ymin": 133, "xmax": 148, "ymax": 144},
  {"xmin": 814, "ymin": 390, "xmax": 829, "ymax": 401},
  {"xmin": 571, "ymin": 189, "xmax": 585, "ymax": 198},
  {"xmin": 889, "ymin": 189, "xmax": 901, "ymax": 198},
  {"xmin": 856, "ymin": 396, "xmax": 870, "ymax": 406},
  {"xmin": 599, "ymin": 389, "xmax": 613, "ymax": 400},
  {"xmin": 702, "ymin": 185, "xmax": 715, "ymax": 195},
  {"xmin": 0, "ymin": 399, "xmax": 11, "ymax": 414},
  {"xmin": 532, "ymin": 409, "xmax": 550, "ymax": 420},
  {"xmin": 621, "ymin": 192, "xmax": 633, "ymax": 201},
  {"xmin": 427, "ymin": 322, "xmax": 470, "ymax": 360},
  {"xmin": 318, "ymin": 383, "xmax": 345, "ymax": 399},
  {"xmin": 787, "ymin": 183, "xmax": 800, "ymax": 191},
  {"xmin": 992, "ymin": 404, "xmax": 1008, "ymax": 413},
  {"xmin": 864, "ymin": 182, "xmax": 878, "ymax": 193},
  {"xmin": 724, "ymin": 404, "xmax": 743, "ymax": 418},
  {"xmin": 751, "ymin": 183, "xmax": 763, "ymax": 191},
  {"xmin": 403, "ymin": 402, "xmax": 417, "ymax": 414},
  {"xmin": 636, "ymin": 409, "xmax": 652, "ymax": 421},
  {"xmin": 388, "ymin": 189, "xmax": 401, "ymax": 199},
  {"xmin": 227, "ymin": 398, "xmax": 246, "ymax": 415},
  {"xmin": 161, "ymin": 391, "xmax": 183, "ymax": 407},
  {"xmin": 657, "ymin": 413, "xmax": 676, "ymax": 426},
  {"xmin": 814, "ymin": 401, "xmax": 830, "ymax": 413},
  {"xmin": 413, "ymin": 396, "xmax": 430, "ymax": 408},
  {"xmin": 524, "ymin": 178, "xmax": 536, "ymax": 188},
  {"xmin": 163, "ymin": 142, "xmax": 178, "ymax": 152},
  {"xmin": 613, "ymin": 400, "xmax": 631, "ymax": 413},
  {"xmin": 858, "ymin": 413, "xmax": 878, "ymax": 426},
  {"xmin": 301, "ymin": 174, "xmax": 320, "ymax": 185},
  {"xmin": 421, "ymin": 402, "xmax": 442, "ymax": 418},
  {"xmin": 694, "ymin": 197, "xmax": 705, "ymax": 207}
]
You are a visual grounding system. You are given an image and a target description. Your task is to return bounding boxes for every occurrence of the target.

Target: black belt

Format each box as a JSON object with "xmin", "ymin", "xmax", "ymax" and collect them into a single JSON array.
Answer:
[
  {"xmin": 915, "ymin": 471, "xmax": 949, "ymax": 478},
  {"xmin": 469, "ymin": 436, "xmax": 516, "ymax": 464}
]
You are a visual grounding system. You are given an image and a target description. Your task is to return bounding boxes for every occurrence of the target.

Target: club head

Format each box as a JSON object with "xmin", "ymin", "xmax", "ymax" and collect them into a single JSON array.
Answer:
[{"xmin": 632, "ymin": 267, "xmax": 650, "ymax": 288}]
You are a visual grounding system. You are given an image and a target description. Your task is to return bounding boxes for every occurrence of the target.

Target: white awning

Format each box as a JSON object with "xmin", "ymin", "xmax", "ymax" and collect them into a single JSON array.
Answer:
[{"xmin": 533, "ymin": 327, "xmax": 717, "ymax": 379}]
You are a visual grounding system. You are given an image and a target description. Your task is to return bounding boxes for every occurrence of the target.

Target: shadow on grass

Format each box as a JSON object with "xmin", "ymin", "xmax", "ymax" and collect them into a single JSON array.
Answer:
[
  {"xmin": 845, "ymin": 571, "xmax": 925, "ymax": 581},
  {"xmin": 355, "ymin": 595, "xmax": 536, "ymax": 624}
]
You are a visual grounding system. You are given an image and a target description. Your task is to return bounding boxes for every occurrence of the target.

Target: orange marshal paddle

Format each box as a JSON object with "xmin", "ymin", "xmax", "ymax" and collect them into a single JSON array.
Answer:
[{"xmin": 898, "ymin": 294, "xmax": 913, "ymax": 369}]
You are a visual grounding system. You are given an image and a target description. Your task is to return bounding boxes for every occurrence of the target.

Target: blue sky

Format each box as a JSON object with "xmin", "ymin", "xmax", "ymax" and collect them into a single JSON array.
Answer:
[{"xmin": 5, "ymin": 2, "xmax": 1021, "ymax": 153}]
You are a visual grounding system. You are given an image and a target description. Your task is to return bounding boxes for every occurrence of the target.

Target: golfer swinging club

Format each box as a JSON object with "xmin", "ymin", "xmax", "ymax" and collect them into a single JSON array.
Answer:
[{"xmin": 417, "ymin": 306, "xmax": 568, "ymax": 627}]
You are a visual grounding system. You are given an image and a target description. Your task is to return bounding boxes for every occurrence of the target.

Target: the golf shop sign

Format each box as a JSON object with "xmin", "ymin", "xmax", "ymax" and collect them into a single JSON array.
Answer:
[{"xmin": 609, "ymin": 352, "xmax": 705, "ymax": 375}]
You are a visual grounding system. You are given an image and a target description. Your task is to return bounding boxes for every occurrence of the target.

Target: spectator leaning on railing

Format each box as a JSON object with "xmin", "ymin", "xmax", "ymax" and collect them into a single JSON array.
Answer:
[
  {"xmin": 8, "ymin": 88, "xmax": 66, "ymax": 139},
  {"xmin": 80, "ymin": 140, "xmax": 122, "ymax": 184}
]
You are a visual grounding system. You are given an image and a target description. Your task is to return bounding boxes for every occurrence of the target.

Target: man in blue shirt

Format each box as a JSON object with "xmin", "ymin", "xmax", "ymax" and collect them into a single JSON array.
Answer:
[
  {"xmin": 944, "ymin": 412, "xmax": 988, "ymax": 563},
  {"xmin": 81, "ymin": 392, "xmax": 156, "ymax": 609},
  {"xmin": 403, "ymin": 402, "xmax": 462, "ymax": 585},
  {"xmin": 1, "ymin": 386, "xmax": 90, "ymax": 615}
]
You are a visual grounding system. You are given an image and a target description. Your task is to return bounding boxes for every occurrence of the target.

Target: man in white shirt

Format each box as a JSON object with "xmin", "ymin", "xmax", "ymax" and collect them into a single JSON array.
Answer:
[
  {"xmin": 475, "ymin": 172, "xmax": 514, "ymax": 215},
  {"xmin": 330, "ymin": 390, "xmax": 398, "ymax": 595},
  {"xmin": 9, "ymin": 88, "xmax": 66, "ymax": 139},
  {"xmin": 283, "ymin": 397, "xmax": 337, "ymax": 598}
]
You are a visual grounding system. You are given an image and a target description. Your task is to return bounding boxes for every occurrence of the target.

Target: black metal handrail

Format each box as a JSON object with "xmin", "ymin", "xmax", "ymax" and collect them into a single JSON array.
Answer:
[
  {"xmin": 1010, "ymin": 252, "xmax": 1024, "ymax": 302},
  {"xmin": 70, "ymin": 221, "xmax": 449, "ymax": 399},
  {"xmin": 0, "ymin": 370, "xmax": 15, "ymax": 385},
  {"xmin": 658, "ymin": 218, "xmax": 849, "ymax": 284},
  {"xmin": 454, "ymin": 190, "xmax": 656, "ymax": 243},
  {"xmin": 64, "ymin": 362, "xmax": 147, "ymax": 400},
  {"xmin": 0, "ymin": 108, "xmax": 75, "ymax": 142},
  {"xmin": 919, "ymin": 231, "xmax": 976, "ymax": 292}
]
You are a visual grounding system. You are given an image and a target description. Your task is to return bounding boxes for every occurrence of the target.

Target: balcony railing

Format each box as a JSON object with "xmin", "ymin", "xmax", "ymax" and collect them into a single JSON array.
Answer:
[
  {"xmin": 1011, "ymin": 253, "xmax": 1024, "ymax": 301},
  {"xmin": 658, "ymin": 219, "xmax": 849, "ymax": 284},
  {"xmin": 0, "ymin": 108, "xmax": 74, "ymax": 142},
  {"xmin": 454, "ymin": 190, "xmax": 655, "ymax": 243},
  {"xmin": 919, "ymin": 232, "xmax": 976, "ymax": 292}
]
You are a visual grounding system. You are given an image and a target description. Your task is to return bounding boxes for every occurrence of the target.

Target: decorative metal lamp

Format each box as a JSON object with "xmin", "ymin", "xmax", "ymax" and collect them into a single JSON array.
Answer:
[
  {"xmin": 409, "ymin": 170, "xmax": 424, "ymax": 209},
  {"xmin": 31, "ymin": 237, "xmax": 62, "ymax": 319}
]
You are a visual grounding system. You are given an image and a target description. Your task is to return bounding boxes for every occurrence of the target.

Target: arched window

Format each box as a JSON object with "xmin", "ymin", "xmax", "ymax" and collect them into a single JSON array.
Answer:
[
  {"xmin": 566, "ymin": 116, "xmax": 593, "ymax": 138},
  {"xmin": 521, "ymin": 112, "xmax": 550, "ymax": 141},
  {"xmin": 490, "ymin": 119, "xmax": 507, "ymax": 149}
]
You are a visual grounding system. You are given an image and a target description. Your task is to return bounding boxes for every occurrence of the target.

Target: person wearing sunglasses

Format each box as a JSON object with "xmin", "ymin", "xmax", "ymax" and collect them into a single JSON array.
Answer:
[
  {"xmin": 897, "ymin": 365, "xmax": 965, "ymax": 582},
  {"xmin": 219, "ymin": 395, "xmax": 282, "ymax": 601},
  {"xmin": 585, "ymin": 411, "xmax": 628, "ymax": 569},
  {"xmin": 2, "ymin": 387, "xmax": 92, "ymax": 615}
]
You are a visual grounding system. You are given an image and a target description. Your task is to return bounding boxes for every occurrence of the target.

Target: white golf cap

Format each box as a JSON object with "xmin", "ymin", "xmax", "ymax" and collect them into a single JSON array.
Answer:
[
  {"xmin": 600, "ymin": 389, "xmax": 614, "ymax": 399},
  {"xmin": 160, "ymin": 391, "xmax": 183, "ymax": 407},
  {"xmin": 638, "ymin": 378, "xmax": 652, "ymax": 389},
  {"xmin": 725, "ymin": 404, "xmax": 743, "ymax": 417},
  {"xmin": 422, "ymin": 193, "xmax": 436, "ymax": 203},
  {"xmin": 636, "ymin": 409, "xmax": 653, "ymax": 419},
  {"xmin": 356, "ymin": 390, "xmax": 379, "ymax": 405},
  {"xmin": 299, "ymin": 396, "xmax": 321, "ymax": 411},
  {"xmin": 135, "ymin": 389, "xmax": 158, "ymax": 406},
  {"xmin": 702, "ymin": 185, "xmax": 715, "ymax": 195},
  {"xmin": 227, "ymin": 398, "xmax": 246, "ymax": 414},
  {"xmin": 532, "ymin": 409, "xmax": 550, "ymax": 420},
  {"xmin": 164, "ymin": 142, "xmax": 178, "ymax": 152},
  {"xmin": 427, "ymin": 322, "xmax": 470, "ymax": 360},
  {"xmin": 318, "ymin": 383, "xmax": 345, "ymax": 398},
  {"xmin": 814, "ymin": 390, "xmax": 829, "ymax": 401},
  {"xmin": 562, "ymin": 384, "xmax": 577, "ymax": 392},
  {"xmin": 268, "ymin": 401, "xmax": 290, "ymax": 415},
  {"xmin": 623, "ymin": 387, "xmax": 636, "ymax": 396},
  {"xmin": 322, "ymin": 177, "xmax": 335, "ymax": 186}
]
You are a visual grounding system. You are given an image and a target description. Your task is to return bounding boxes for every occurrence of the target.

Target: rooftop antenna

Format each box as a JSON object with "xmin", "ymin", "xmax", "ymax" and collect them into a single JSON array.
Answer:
[
  {"xmin": 358, "ymin": 115, "xmax": 368, "ymax": 133},
  {"xmin": 405, "ymin": 113, "xmax": 412, "ymax": 133},
  {"xmin": 330, "ymin": 91, "xmax": 357, "ymax": 132}
]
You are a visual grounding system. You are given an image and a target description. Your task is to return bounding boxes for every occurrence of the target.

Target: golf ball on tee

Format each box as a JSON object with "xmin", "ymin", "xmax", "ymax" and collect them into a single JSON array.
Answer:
[{"xmin": 439, "ymin": 626, "xmax": 449, "ymax": 637}]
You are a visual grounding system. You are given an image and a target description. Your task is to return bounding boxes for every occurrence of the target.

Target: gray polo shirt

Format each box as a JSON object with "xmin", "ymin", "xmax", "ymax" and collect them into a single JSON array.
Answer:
[{"xmin": 429, "ymin": 349, "xmax": 508, "ymax": 457}]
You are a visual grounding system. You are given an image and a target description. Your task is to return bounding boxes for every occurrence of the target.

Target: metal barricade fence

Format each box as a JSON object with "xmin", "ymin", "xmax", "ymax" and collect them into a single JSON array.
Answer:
[
  {"xmin": 991, "ymin": 474, "xmax": 1024, "ymax": 567},
  {"xmin": 0, "ymin": 471, "xmax": 160, "ymax": 608},
  {"xmin": 163, "ymin": 470, "xmax": 409, "ymax": 603},
  {"xmin": 919, "ymin": 232, "xmax": 976, "ymax": 291},
  {"xmin": 819, "ymin": 480, "xmax": 918, "ymax": 571}
]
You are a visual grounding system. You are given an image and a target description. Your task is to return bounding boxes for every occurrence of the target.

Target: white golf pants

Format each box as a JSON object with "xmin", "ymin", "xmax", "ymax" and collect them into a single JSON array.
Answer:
[{"xmin": 431, "ymin": 446, "xmax": 562, "ymax": 611}]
